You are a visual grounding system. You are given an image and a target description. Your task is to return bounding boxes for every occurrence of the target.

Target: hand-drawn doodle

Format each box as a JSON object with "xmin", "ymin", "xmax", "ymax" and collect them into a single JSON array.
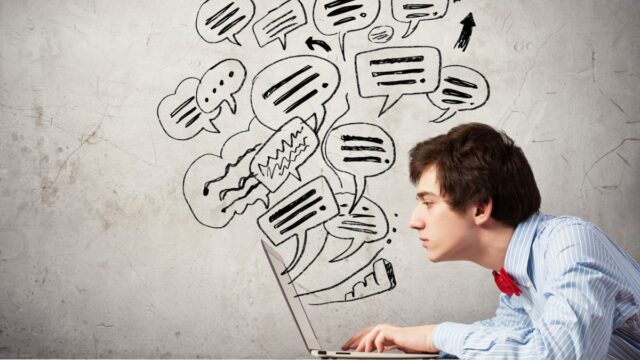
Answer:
[
  {"xmin": 367, "ymin": 25, "xmax": 394, "ymax": 44},
  {"xmin": 313, "ymin": 0, "xmax": 381, "ymax": 60},
  {"xmin": 250, "ymin": 55, "xmax": 340, "ymax": 132},
  {"xmin": 305, "ymin": 36, "xmax": 332, "ymax": 52},
  {"xmin": 391, "ymin": 0, "xmax": 450, "ymax": 38},
  {"xmin": 355, "ymin": 46, "xmax": 441, "ymax": 116},
  {"xmin": 252, "ymin": 0, "xmax": 307, "ymax": 50},
  {"xmin": 157, "ymin": 77, "xmax": 221, "ymax": 141},
  {"xmin": 454, "ymin": 13, "xmax": 476, "ymax": 52},
  {"xmin": 428, "ymin": 65, "xmax": 489, "ymax": 123},
  {"xmin": 258, "ymin": 176, "xmax": 340, "ymax": 275},
  {"xmin": 196, "ymin": 59, "xmax": 247, "ymax": 115},
  {"xmin": 323, "ymin": 123, "xmax": 396, "ymax": 212},
  {"xmin": 196, "ymin": 0, "xmax": 255, "ymax": 46},
  {"xmin": 324, "ymin": 193, "xmax": 389, "ymax": 262},
  {"xmin": 250, "ymin": 117, "xmax": 320, "ymax": 193}
]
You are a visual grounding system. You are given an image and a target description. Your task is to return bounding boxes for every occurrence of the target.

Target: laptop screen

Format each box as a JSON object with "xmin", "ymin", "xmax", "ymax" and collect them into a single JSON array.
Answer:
[{"xmin": 262, "ymin": 240, "xmax": 322, "ymax": 351}]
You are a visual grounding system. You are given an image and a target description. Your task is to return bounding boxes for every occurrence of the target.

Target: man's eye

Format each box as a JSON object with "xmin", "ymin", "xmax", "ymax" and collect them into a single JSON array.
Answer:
[{"xmin": 423, "ymin": 201, "xmax": 433, "ymax": 207}]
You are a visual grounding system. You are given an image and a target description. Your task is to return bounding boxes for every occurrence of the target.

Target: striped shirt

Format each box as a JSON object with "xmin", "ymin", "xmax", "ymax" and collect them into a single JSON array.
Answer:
[{"xmin": 432, "ymin": 213, "xmax": 640, "ymax": 359}]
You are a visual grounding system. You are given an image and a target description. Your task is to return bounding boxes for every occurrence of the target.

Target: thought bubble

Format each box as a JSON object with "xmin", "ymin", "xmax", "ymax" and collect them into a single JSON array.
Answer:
[
  {"xmin": 258, "ymin": 176, "xmax": 339, "ymax": 274},
  {"xmin": 313, "ymin": 0, "xmax": 381, "ymax": 60},
  {"xmin": 196, "ymin": 59, "xmax": 247, "ymax": 115},
  {"xmin": 196, "ymin": 0, "xmax": 255, "ymax": 46},
  {"xmin": 251, "ymin": 55, "xmax": 340, "ymax": 131},
  {"xmin": 428, "ymin": 65, "xmax": 490, "ymax": 123},
  {"xmin": 391, "ymin": 0, "xmax": 449, "ymax": 38},
  {"xmin": 251, "ymin": 117, "xmax": 320, "ymax": 193},
  {"xmin": 157, "ymin": 77, "xmax": 220, "ymax": 140},
  {"xmin": 324, "ymin": 123, "xmax": 396, "ymax": 211},
  {"xmin": 368, "ymin": 25, "xmax": 394, "ymax": 43},
  {"xmin": 252, "ymin": 0, "xmax": 307, "ymax": 50},
  {"xmin": 324, "ymin": 193, "xmax": 389, "ymax": 262},
  {"xmin": 355, "ymin": 46, "xmax": 441, "ymax": 116}
]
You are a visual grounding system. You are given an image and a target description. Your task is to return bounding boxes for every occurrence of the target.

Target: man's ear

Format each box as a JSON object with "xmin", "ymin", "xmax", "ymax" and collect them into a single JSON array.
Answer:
[{"xmin": 473, "ymin": 198, "xmax": 493, "ymax": 225}]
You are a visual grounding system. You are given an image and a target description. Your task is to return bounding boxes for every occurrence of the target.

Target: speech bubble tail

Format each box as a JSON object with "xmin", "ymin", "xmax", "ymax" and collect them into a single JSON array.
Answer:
[
  {"xmin": 227, "ymin": 34, "xmax": 241, "ymax": 47},
  {"xmin": 379, "ymin": 94, "xmax": 403, "ymax": 117},
  {"xmin": 204, "ymin": 118, "xmax": 220, "ymax": 134},
  {"xmin": 278, "ymin": 36, "xmax": 287, "ymax": 50},
  {"xmin": 330, "ymin": 239, "xmax": 363, "ymax": 263},
  {"xmin": 431, "ymin": 108, "xmax": 457, "ymax": 123},
  {"xmin": 339, "ymin": 32, "xmax": 347, "ymax": 61},
  {"xmin": 402, "ymin": 20, "xmax": 420, "ymax": 38},
  {"xmin": 225, "ymin": 96, "xmax": 238, "ymax": 114},
  {"xmin": 282, "ymin": 235, "xmax": 306, "ymax": 275},
  {"xmin": 349, "ymin": 177, "xmax": 367, "ymax": 214},
  {"xmin": 289, "ymin": 168, "xmax": 301, "ymax": 181}
]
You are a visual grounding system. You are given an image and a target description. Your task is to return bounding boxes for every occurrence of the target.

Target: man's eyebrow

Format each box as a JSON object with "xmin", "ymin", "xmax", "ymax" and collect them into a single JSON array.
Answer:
[{"xmin": 416, "ymin": 191, "xmax": 438, "ymax": 198}]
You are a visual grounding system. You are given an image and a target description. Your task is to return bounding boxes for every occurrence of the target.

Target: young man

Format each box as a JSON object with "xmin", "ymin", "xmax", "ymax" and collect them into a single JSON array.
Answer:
[{"xmin": 341, "ymin": 123, "xmax": 640, "ymax": 358}]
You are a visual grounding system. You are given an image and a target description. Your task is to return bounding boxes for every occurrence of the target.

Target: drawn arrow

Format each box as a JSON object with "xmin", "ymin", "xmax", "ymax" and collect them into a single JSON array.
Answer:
[
  {"xmin": 454, "ymin": 13, "xmax": 476, "ymax": 52},
  {"xmin": 305, "ymin": 36, "xmax": 332, "ymax": 52}
]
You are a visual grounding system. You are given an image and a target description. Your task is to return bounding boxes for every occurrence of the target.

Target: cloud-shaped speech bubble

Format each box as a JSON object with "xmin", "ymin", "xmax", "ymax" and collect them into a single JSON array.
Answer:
[
  {"xmin": 356, "ymin": 46, "xmax": 441, "ymax": 116},
  {"xmin": 391, "ymin": 0, "xmax": 449, "ymax": 38},
  {"xmin": 157, "ymin": 77, "xmax": 221, "ymax": 140},
  {"xmin": 250, "ymin": 55, "xmax": 340, "ymax": 132},
  {"xmin": 324, "ymin": 193, "xmax": 389, "ymax": 262},
  {"xmin": 258, "ymin": 176, "xmax": 339, "ymax": 274},
  {"xmin": 196, "ymin": 0, "xmax": 255, "ymax": 46},
  {"xmin": 196, "ymin": 59, "xmax": 247, "ymax": 115},
  {"xmin": 313, "ymin": 0, "xmax": 381, "ymax": 60},
  {"xmin": 323, "ymin": 122, "xmax": 396, "ymax": 212},
  {"xmin": 250, "ymin": 117, "xmax": 319, "ymax": 193},
  {"xmin": 428, "ymin": 65, "xmax": 490, "ymax": 123},
  {"xmin": 252, "ymin": 0, "xmax": 307, "ymax": 50}
]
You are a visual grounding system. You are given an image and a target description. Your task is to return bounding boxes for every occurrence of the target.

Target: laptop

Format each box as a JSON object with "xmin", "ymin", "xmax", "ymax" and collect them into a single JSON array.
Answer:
[{"xmin": 262, "ymin": 240, "xmax": 440, "ymax": 359}]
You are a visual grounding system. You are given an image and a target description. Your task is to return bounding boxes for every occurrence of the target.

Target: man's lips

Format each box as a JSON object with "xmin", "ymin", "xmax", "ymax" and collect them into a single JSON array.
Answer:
[{"xmin": 420, "ymin": 238, "xmax": 429, "ymax": 247}]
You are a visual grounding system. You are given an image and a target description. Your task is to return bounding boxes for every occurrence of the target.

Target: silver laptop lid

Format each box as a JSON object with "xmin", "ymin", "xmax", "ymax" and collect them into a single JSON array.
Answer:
[{"xmin": 262, "ymin": 240, "xmax": 322, "ymax": 351}]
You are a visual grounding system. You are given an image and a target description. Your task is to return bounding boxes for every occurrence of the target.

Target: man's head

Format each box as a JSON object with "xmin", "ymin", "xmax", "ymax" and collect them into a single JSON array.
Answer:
[{"xmin": 408, "ymin": 122, "xmax": 540, "ymax": 262}]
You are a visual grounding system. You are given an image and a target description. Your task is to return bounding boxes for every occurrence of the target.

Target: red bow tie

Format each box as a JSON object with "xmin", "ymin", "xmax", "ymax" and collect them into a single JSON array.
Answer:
[{"xmin": 492, "ymin": 267, "xmax": 522, "ymax": 297}]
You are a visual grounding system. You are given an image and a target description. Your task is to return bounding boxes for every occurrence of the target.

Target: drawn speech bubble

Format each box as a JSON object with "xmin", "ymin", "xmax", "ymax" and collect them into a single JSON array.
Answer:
[
  {"xmin": 196, "ymin": 59, "xmax": 247, "ymax": 115},
  {"xmin": 428, "ymin": 65, "xmax": 490, "ymax": 123},
  {"xmin": 252, "ymin": 0, "xmax": 307, "ymax": 50},
  {"xmin": 356, "ymin": 46, "xmax": 441, "ymax": 116},
  {"xmin": 368, "ymin": 25, "xmax": 394, "ymax": 43},
  {"xmin": 324, "ymin": 123, "xmax": 396, "ymax": 212},
  {"xmin": 196, "ymin": 0, "xmax": 255, "ymax": 46},
  {"xmin": 251, "ymin": 55, "xmax": 340, "ymax": 132},
  {"xmin": 391, "ymin": 0, "xmax": 449, "ymax": 38},
  {"xmin": 324, "ymin": 193, "xmax": 389, "ymax": 262},
  {"xmin": 313, "ymin": 0, "xmax": 381, "ymax": 60},
  {"xmin": 258, "ymin": 176, "xmax": 339, "ymax": 274},
  {"xmin": 251, "ymin": 117, "xmax": 320, "ymax": 193},
  {"xmin": 157, "ymin": 78, "xmax": 221, "ymax": 140}
]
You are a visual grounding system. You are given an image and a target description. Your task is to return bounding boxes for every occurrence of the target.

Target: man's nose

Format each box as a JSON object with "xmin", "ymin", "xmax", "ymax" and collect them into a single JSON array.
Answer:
[{"xmin": 409, "ymin": 206, "xmax": 425, "ymax": 230}]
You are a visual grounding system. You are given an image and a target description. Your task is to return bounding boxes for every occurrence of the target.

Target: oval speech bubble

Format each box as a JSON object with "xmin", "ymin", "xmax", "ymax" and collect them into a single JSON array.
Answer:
[
  {"xmin": 313, "ymin": 0, "xmax": 381, "ymax": 60},
  {"xmin": 250, "ymin": 55, "xmax": 340, "ymax": 132},
  {"xmin": 428, "ymin": 65, "xmax": 490, "ymax": 123},
  {"xmin": 196, "ymin": 0, "xmax": 255, "ymax": 46},
  {"xmin": 324, "ymin": 122, "xmax": 396, "ymax": 212},
  {"xmin": 368, "ymin": 25, "xmax": 394, "ymax": 44},
  {"xmin": 196, "ymin": 59, "xmax": 247, "ymax": 115},
  {"xmin": 391, "ymin": 0, "xmax": 449, "ymax": 38}
]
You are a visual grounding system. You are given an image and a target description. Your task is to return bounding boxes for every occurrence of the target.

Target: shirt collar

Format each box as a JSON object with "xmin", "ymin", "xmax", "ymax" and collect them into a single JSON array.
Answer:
[{"xmin": 503, "ymin": 212, "xmax": 545, "ymax": 290}]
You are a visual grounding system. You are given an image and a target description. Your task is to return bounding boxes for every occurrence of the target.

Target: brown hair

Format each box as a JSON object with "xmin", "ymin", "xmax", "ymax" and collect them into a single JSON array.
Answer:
[{"xmin": 409, "ymin": 122, "xmax": 540, "ymax": 227}]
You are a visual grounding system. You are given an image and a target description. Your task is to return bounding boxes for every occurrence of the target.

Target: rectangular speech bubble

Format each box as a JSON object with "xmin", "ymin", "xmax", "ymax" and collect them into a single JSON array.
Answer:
[{"xmin": 253, "ymin": 0, "xmax": 307, "ymax": 49}]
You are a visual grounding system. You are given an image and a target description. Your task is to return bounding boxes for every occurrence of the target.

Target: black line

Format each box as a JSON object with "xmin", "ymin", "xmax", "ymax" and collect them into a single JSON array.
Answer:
[
  {"xmin": 341, "ymin": 135, "xmax": 383, "ymax": 144},
  {"xmin": 220, "ymin": 178, "xmax": 261, "ymax": 214},
  {"xmin": 263, "ymin": 65, "xmax": 311, "ymax": 99},
  {"xmin": 171, "ymin": 96, "xmax": 194, "ymax": 117},
  {"xmin": 351, "ymin": 214, "xmax": 375, "ymax": 218},
  {"xmin": 211, "ymin": 7, "xmax": 239, "ymax": 29},
  {"xmin": 377, "ymin": 79, "xmax": 417, "ymax": 86},
  {"xmin": 325, "ymin": 0, "xmax": 353, "ymax": 9},
  {"xmin": 333, "ymin": 16, "xmax": 355, "ymax": 26},
  {"xmin": 403, "ymin": 4, "xmax": 434, "ymax": 9},
  {"xmin": 371, "ymin": 68, "xmax": 424, "ymax": 77},
  {"xmin": 219, "ymin": 173, "xmax": 255, "ymax": 201},
  {"xmin": 370, "ymin": 56, "xmax": 424, "ymax": 65},
  {"xmin": 205, "ymin": 3, "xmax": 233, "ymax": 25},
  {"xmin": 343, "ymin": 156, "xmax": 381, "ymax": 163},
  {"xmin": 273, "ymin": 73, "xmax": 319, "ymax": 106},
  {"xmin": 176, "ymin": 107, "xmax": 197, "ymax": 124},
  {"xmin": 269, "ymin": 189, "xmax": 316, "ymax": 223},
  {"xmin": 266, "ymin": 16, "xmax": 296, "ymax": 35},
  {"xmin": 284, "ymin": 90, "xmax": 318, "ymax": 114},
  {"xmin": 337, "ymin": 226, "xmax": 377, "ymax": 234},
  {"xmin": 218, "ymin": 15, "xmax": 246, "ymax": 35},
  {"xmin": 406, "ymin": 13, "xmax": 430, "ymax": 19},
  {"xmin": 327, "ymin": 4, "xmax": 362, "ymax": 17},
  {"xmin": 262, "ymin": 9, "xmax": 293, "ymax": 30},
  {"xmin": 342, "ymin": 221, "xmax": 376, "ymax": 227},
  {"xmin": 442, "ymin": 99, "xmax": 466, "ymax": 105},
  {"xmin": 279, "ymin": 211, "xmax": 317, "ymax": 234},
  {"xmin": 275, "ymin": 196, "xmax": 323, "ymax": 229},
  {"xmin": 442, "ymin": 88, "xmax": 472, "ymax": 98},
  {"xmin": 270, "ymin": 22, "xmax": 298, "ymax": 39},
  {"xmin": 204, "ymin": 143, "xmax": 262, "ymax": 187},
  {"xmin": 341, "ymin": 146, "xmax": 385, "ymax": 152},
  {"xmin": 184, "ymin": 112, "xmax": 201, "ymax": 128},
  {"xmin": 444, "ymin": 76, "xmax": 478, "ymax": 89}
]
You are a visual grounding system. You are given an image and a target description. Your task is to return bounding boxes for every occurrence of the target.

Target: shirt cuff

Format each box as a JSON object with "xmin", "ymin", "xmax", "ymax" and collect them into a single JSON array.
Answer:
[{"xmin": 432, "ymin": 322, "xmax": 473, "ymax": 356}]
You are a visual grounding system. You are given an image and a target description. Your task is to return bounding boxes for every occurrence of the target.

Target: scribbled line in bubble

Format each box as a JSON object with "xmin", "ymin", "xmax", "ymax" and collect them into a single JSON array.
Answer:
[
  {"xmin": 273, "ymin": 73, "xmax": 320, "ymax": 106},
  {"xmin": 406, "ymin": 13, "xmax": 431, "ymax": 19},
  {"xmin": 442, "ymin": 89, "xmax": 472, "ymax": 98},
  {"xmin": 371, "ymin": 69, "xmax": 424, "ymax": 77},
  {"xmin": 269, "ymin": 189, "xmax": 315, "ymax": 222},
  {"xmin": 325, "ymin": 0, "xmax": 354, "ymax": 9},
  {"xmin": 403, "ymin": 4, "xmax": 434, "ymax": 10},
  {"xmin": 341, "ymin": 135, "xmax": 384, "ymax": 144},
  {"xmin": 263, "ymin": 10, "xmax": 293, "ymax": 30},
  {"xmin": 285, "ymin": 90, "xmax": 318, "ymax": 114},
  {"xmin": 342, "ymin": 220, "xmax": 376, "ymax": 227},
  {"xmin": 204, "ymin": 2, "xmax": 247, "ymax": 36},
  {"xmin": 343, "ymin": 156, "xmax": 381, "ymax": 163},
  {"xmin": 206, "ymin": 3, "xmax": 234, "ymax": 26},
  {"xmin": 334, "ymin": 17, "xmax": 356, "ymax": 26},
  {"xmin": 263, "ymin": 65, "xmax": 312, "ymax": 99},
  {"xmin": 337, "ymin": 225, "xmax": 377, "ymax": 234},
  {"xmin": 211, "ymin": 6, "xmax": 239, "ymax": 29},
  {"xmin": 377, "ymin": 79, "xmax": 417, "ymax": 86},
  {"xmin": 219, "ymin": 15, "xmax": 247, "ymax": 36},
  {"xmin": 202, "ymin": 143, "xmax": 262, "ymax": 196},
  {"xmin": 445, "ymin": 76, "xmax": 478, "ymax": 88},
  {"xmin": 219, "ymin": 173, "xmax": 254, "ymax": 200},
  {"xmin": 370, "ymin": 56, "xmax": 424, "ymax": 65},
  {"xmin": 341, "ymin": 146, "xmax": 385, "ymax": 152},
  {"xmin": 328, "ymin": 4, "xmax": 362, "ymax": 17},
  {"xmin": 351, "ymin": 214, "xmax": 374, "ymax": 218},
  {"xmin": 171, "ymin": 96, "xmax": 202, "ymax": 127},
  {"xmin": 268, "ymin": 189, "xmax": 323, "ymax": 234},
  {"xmin": 221, "ymin": 177, "xmax": 262, "ymax": 213}
]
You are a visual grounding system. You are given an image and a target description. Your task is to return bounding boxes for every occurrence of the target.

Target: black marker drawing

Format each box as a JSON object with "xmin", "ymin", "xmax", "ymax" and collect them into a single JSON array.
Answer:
[
  {"xmin": 258, "ymin": 176, "xmax": 340, "ymax": 275},
  {"xmin": 323, "ymin": 122, "xmax": 396, "ymax": 212},
  {"xmin": 305, "ymin": 36, "xmax": 332, "ymax": 52},
  {"xmin": 320, "ymin": 93, "xmax": 351, "ymax": 190},
  {"xmin": 428, "ymin": 65, "xmax": 490, "ymax": 123},
  {"xmin": 391, "ymin": 0, "xmax": 450, "ymax": 38},
  {"xmin": 367, "ymin": 25, "xmax": 394, "ymax": 44},
  {"xmin": 250, "ymin": 55, "xmax": 340, "ymax": 132},
  {"xmin": 313, "ymin": 0, "xmax": 381, "ymax": 61},
  {"xmin": 355, "ymin": 46, "xmax": 441, "ymax": 116},
  {"xmin": 197, "ymin": 59, "xmax": 247, "ymax": 116},
  {"xmin": 252, "ymin": 0, "xmax": 307, "ymax": 50},
  {"xmin": 454, "ymin": 12, "xmax": 476, "ymax": 52},
  {"xmin": 196, "ymin": 0, "xmax": 256, "ymax": 46}
]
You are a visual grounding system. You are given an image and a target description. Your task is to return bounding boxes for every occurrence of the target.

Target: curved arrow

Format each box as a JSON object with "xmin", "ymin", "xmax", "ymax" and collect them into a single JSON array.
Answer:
[{"xmin": 305, "ymin": 36, "xmax": 332, "ymax": 52}]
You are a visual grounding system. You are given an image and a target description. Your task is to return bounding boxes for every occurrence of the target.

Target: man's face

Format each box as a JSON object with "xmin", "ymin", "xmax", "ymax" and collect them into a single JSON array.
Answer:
[{"xmin": 409, "ymin": 166, "xmax": 477, "ymax": 262}]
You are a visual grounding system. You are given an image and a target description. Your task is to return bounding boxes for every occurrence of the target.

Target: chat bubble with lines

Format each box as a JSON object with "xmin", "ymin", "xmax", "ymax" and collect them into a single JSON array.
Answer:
[
  {"xmin": 252, "ymin": 0, "xmax": 307, "ymax": 50},
  {"xmin": 392, "ymin": 0, "xmax": 449, "ymax": 38},
  {"xmin": 196, "ymin": 0, "xmax": 255, "ymax": 46},
  {"xmin": 356, "ymin": 46, "xmax": 441, "ymax": 116},
  {"xmin": 196, "ymin": 59, "xmax": 247, "ymax": 115},
  {"xmin": 428, "ymin": 65, "xmax": 490, "ymax": 123}
]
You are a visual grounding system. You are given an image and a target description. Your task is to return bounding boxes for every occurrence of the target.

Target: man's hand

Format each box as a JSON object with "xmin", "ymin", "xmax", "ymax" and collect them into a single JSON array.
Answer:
[{"xmin": 341, "ymin": 324, "xmax": 440, "ymax": 353}]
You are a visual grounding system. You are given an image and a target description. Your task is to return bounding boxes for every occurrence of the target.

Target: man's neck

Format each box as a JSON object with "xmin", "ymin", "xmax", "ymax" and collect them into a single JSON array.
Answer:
[{"xmin": 470, "ymin": 220, "xmax": 515, "ymax": 271}]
